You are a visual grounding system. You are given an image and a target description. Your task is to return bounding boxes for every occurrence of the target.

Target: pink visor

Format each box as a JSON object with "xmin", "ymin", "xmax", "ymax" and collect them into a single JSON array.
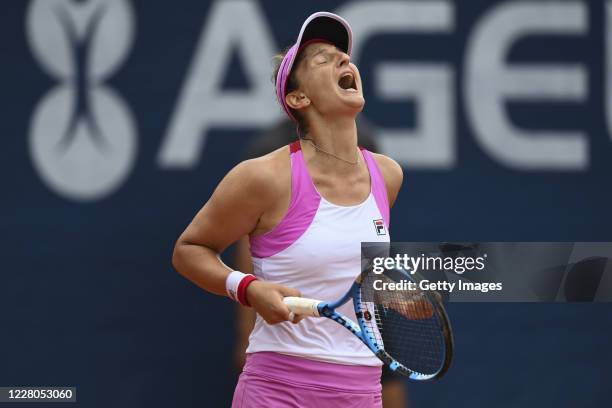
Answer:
[{"xmin": 275, "ymin": 12, "xmax": 353, "ymax": 121}]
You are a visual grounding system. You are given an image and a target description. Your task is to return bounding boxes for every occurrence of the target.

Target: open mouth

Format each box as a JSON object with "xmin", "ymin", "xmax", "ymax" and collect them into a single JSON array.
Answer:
[{"xmin": 338, "ymin": 72, "xmax": 357, "ymax": 92}]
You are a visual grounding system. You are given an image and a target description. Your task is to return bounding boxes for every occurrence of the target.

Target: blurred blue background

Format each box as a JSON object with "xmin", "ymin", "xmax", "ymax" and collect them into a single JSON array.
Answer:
[{"xmin": 1, "ymin": 0, "xmax": 612, "ymax": 406}]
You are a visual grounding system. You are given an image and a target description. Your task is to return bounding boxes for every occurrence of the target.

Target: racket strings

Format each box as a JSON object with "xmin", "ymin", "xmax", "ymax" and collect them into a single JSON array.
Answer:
[{"xmin": 360, "ymin": 272, "xmax": 446, "ymax": 376}]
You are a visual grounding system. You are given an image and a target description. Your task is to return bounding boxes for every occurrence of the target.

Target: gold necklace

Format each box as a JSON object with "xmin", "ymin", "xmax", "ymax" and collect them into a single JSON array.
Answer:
[{"xmin": 303, "ymin": 138, "xmax": 360, "ymax": 165}]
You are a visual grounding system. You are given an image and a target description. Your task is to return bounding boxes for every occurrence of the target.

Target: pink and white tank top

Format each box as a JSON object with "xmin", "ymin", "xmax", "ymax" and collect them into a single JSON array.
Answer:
[{"xmin": 246, "ymin": 141, "xmax": 391, "ymax": 366}]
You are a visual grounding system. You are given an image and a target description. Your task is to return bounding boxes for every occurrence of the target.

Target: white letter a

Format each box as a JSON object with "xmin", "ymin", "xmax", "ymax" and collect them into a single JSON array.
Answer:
[{"xmin": 158, "ymin": 0, "xmax": 280, "ymax": 168}]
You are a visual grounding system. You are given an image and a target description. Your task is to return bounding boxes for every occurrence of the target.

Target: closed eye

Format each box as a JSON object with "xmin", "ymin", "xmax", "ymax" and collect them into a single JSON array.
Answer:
[{"xmin": 311, "ymin": 48, "xmax": 333, "ymax": 65}]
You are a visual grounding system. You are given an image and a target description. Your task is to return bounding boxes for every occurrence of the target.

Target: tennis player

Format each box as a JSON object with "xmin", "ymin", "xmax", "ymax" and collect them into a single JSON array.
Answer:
[{"xmin": 172, "ymin": 11, "xmax": 403, "ymax": 408}]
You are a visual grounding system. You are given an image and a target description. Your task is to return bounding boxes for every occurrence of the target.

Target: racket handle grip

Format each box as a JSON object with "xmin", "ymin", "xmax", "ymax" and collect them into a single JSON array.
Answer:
[{"xmin": 283, "ymin": 297, "xmax": 322, "ymax": 317}]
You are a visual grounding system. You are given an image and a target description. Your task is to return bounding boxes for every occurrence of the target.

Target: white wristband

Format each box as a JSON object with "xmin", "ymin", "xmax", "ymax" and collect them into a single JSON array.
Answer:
[{"xmin": 226, "ymin": 270, "xmax": 248, "ymax": 301}]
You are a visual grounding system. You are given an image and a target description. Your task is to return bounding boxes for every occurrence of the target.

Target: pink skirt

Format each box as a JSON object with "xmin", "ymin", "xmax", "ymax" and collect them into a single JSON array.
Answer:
[{"xmin": 232, "ymin": 352, "xmax": 382, "ymax": 408}]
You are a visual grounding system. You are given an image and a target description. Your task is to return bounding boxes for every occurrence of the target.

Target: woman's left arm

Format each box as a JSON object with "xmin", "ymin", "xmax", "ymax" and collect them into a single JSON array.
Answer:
[{"xmin": 373, "ymin": 154, "xmax": 404, "ymax": 208}]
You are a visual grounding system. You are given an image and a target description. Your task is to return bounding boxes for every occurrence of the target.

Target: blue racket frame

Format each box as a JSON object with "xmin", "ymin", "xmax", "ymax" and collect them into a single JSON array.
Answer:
[{"xmin": 315, "ymin": 281, "xmax": 438, "ymax": 381}]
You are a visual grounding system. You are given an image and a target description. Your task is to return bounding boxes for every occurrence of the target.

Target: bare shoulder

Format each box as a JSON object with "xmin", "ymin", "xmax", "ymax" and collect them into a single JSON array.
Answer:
[
  {"xmin": 198, "ymin": 145, "xmax": 290, "ymax": 218},
  {"xmin": 371, "ymin": 153, "xmax": 403, "ymax": 180},
  {"xmin": 371, "ymin": 153, "xmax": 404, "ymax": 207},
  {"xmin": 212, "ymin": 145, "xmax": 292, "ymax": 219},
  {"xmin": 222, "ymin": 145, "xmax": 290, "ymax": 199},
  {"xmin": 178, "ymin": 146, "xmax": 291, "ymax": 252},
  {"xmin": 243, "ymin": 145, "xmax": 290, "ymax": 187}
]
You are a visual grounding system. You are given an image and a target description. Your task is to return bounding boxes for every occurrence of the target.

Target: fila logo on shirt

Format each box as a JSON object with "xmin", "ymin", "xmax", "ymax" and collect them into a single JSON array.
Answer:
[{"xmin": 373, "ymin": 219, "xmax": 386, "ymax": 236}]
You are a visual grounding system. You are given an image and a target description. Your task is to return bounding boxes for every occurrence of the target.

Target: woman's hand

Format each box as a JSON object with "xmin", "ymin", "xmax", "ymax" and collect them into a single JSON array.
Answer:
[
  {"xmin": 383, "ymin": 297, "xmax": 434, "ymax": 320},
  {"xmin": 246, "ymin": 280, "xmax": 304, "ymax": 325}
]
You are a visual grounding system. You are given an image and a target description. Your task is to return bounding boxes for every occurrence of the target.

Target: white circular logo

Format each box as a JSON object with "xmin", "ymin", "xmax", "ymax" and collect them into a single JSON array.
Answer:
[{"xmin": 26, "ymin": 0, "xmax": 137, "ymax": 201}]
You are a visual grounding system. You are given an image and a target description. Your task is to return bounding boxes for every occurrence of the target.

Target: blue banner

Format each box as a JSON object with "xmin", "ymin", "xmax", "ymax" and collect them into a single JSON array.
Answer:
[{"xmin": 1, "ymin": 1, "xmax": 611, "ymax": 407}]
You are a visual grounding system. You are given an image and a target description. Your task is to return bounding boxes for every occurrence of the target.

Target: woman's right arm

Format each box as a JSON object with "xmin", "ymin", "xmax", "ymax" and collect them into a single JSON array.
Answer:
[{"xmin": 172, "ymin": 158, "xmax": 301, "ymax": 324}]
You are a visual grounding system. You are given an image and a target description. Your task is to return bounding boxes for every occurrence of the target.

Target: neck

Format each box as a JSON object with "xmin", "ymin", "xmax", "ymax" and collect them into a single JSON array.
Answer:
[{"xmin": 302, "ymin": 115, "xmax": 359, "ymax": 167}]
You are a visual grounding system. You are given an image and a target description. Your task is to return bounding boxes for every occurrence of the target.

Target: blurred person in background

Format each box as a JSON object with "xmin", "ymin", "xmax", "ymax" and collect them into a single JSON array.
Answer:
[
  {"xmin": 173, "ymin": 12, "xmax": 403, "ymax": 407},
  {"xmin": 232, "ymin": 118, "xmax": 408, "ymax": 408}
]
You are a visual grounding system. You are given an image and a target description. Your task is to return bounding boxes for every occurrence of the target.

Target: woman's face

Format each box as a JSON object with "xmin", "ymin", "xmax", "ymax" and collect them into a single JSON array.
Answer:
[{"xmin": 291, "ymin": 42, "xmax": 365, "ymax": 118}]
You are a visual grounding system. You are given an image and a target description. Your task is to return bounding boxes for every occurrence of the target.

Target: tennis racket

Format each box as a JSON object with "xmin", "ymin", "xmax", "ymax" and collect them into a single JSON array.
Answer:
[{"xmin": 283, "ymin": 266, "xmax": 454, "ymax": 380}]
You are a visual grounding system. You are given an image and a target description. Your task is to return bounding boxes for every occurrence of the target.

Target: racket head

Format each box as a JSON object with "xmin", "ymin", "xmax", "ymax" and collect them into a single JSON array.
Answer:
[{"xmin": 353, "ymin": 266, "xmax": 454, "ymax": 380}]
